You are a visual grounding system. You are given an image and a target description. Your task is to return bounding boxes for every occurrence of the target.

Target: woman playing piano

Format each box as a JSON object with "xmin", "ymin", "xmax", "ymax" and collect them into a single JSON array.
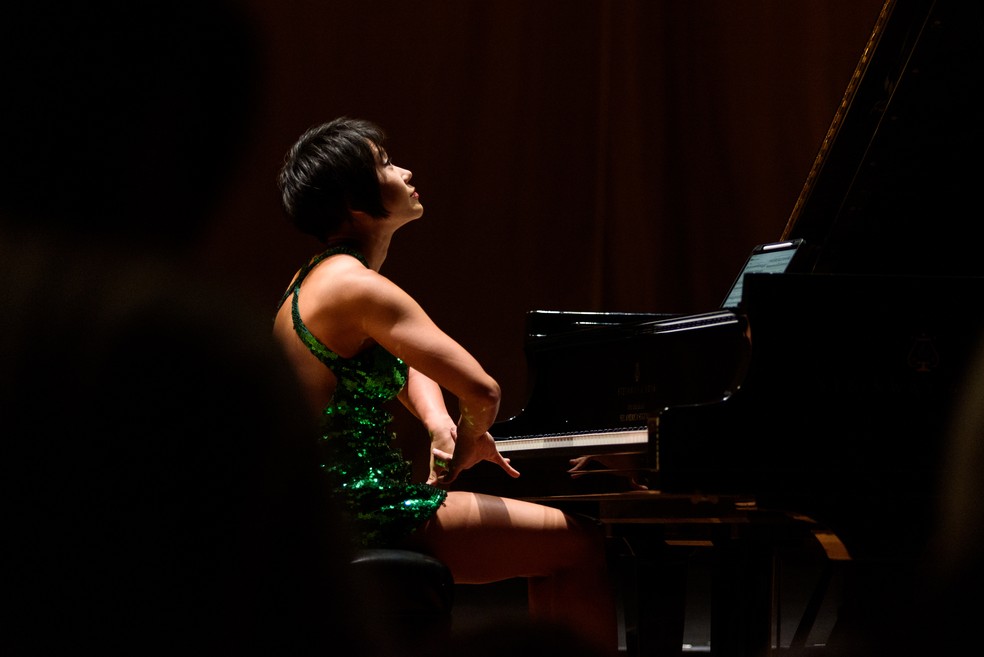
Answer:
[{"xmin": 273, "ymin": 117, "xmax": 618, "ymax": 654}]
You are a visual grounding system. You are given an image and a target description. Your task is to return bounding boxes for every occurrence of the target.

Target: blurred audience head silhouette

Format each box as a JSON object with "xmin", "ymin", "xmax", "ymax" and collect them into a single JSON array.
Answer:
[
  {"xmin": 0, "ymin": 2, "xmax": 373, "ymax": 654},
  {"xmin": 0, "ymin": 0, "xmax": 258, "ymax": 246}
]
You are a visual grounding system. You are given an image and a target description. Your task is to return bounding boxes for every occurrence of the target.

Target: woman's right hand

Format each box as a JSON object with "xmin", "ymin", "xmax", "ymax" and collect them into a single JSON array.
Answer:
[{"xmin": 425, "ymin": 423, "xmax": 457, "ymax": 486}]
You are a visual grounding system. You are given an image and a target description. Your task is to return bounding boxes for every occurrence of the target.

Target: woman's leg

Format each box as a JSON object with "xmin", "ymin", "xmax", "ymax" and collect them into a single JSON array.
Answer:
[{"xmin": 405, "ymin": 491, "xmax": 618, "ymax": 655}]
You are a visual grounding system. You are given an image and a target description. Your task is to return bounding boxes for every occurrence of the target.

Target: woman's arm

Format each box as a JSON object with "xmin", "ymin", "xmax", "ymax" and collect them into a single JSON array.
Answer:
[
  {"xmin": 398, "ymin": 367, "xmax": 456, "ymax": 485},
  {"xmin": 356, "ymin": 269, "xmax": 518, "ymax": 483}
]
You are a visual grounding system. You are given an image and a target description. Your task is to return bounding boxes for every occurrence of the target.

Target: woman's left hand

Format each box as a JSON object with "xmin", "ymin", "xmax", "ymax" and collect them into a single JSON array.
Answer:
[{"xmin": 432, "ymin": 432, "xmax": 519, "ymax": 485}]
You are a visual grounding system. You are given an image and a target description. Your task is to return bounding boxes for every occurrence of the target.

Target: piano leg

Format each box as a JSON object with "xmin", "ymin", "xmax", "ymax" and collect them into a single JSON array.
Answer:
[
  {"xmin": 617, "ymin": 524, "xmax": 850, "ymax": 656},
  {"xmin": 615, "ymin": 529, "xmax": 775, "ymax": 657},
  {"xmin": 709, "ymin": 533, "xmax": 776, "ymax": 657},
  {"xmin": 611, "ymin": 530, "xmax": 690, "ymax": 657},
  {"xmin": 529, "ymin": 495, "xmax": 843, "ymax": 656}
]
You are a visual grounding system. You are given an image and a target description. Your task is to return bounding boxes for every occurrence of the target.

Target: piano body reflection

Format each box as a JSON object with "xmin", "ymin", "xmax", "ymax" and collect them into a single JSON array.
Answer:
[{"xmin": 454, "ymin": 0, "xmax": 984, "ymax": 654}]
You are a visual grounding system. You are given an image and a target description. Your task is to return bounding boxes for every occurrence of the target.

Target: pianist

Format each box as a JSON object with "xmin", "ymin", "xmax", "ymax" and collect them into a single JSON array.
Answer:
[{"xmin": 273, "ymin": 117, "xmax": 619, "ymax": 655}]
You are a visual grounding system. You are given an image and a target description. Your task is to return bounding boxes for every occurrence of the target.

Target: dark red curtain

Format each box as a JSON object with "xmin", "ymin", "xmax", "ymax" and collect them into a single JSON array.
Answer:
[{"xmin": 199, "ymin": 0, "xmax": 884, "ymax": 419}]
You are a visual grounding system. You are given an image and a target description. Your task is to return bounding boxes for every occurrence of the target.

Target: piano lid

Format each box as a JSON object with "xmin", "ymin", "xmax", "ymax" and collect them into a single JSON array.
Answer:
[{"xmin": 782, "ymin": 0, "xmax": 984, "ymax": 277}]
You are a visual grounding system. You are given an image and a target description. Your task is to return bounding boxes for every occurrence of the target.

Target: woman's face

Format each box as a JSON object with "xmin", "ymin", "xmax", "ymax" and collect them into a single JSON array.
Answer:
[{"xmin": 373, "ymin": 144, "xmax": 423, "ymax": 222}]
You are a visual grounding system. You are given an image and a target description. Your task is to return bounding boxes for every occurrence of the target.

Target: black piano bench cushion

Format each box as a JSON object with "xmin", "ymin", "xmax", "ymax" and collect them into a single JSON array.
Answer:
[{"xmin": 350, "ymin": 548, "xmax": 454, "ymax": 617}]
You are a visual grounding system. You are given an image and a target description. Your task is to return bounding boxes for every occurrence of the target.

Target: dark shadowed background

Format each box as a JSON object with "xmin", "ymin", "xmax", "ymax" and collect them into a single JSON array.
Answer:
[{"xmin": 196, "ymin": 0, "xmax": 885, "ymax": 421}]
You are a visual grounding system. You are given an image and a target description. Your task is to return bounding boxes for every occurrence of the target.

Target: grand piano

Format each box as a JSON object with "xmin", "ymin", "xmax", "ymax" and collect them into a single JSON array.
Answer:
[{"xmin": 453, "ymin": 1, "xmax": 984, "ymax": 655}]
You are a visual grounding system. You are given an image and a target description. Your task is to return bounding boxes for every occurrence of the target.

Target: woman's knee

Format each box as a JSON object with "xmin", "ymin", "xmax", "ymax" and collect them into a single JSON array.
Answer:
[{"xmin": 562, "ymin": 514, "xmax": 608, "ymax": 564}]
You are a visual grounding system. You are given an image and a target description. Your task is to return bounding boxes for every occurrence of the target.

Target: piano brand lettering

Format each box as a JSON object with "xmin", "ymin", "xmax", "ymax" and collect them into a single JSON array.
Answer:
[{"xmin": 617, "ymin": 383, "xmax": 657, "ymax": 397}]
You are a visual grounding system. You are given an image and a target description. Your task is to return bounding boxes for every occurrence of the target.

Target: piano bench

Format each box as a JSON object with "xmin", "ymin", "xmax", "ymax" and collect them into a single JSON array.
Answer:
[{"xmin": 349, "ymin": 548, "xmax": 454, "ymax": 652}]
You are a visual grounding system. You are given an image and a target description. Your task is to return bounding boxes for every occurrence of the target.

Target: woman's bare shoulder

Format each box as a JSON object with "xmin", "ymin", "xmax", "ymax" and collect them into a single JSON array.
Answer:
[
  {"xmin": 303, "ymin": 254, "xmax": 389, "ymax": 297},
  {"xmin": 299, "ymin": 256, "xmax": 420, "ymax": 328}
]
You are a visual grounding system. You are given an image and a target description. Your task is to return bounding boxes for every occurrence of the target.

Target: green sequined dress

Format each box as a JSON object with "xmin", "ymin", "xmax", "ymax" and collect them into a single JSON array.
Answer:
[{"xmin": 277, "ymin": 246, "xmax": 447, "ymax": 548}]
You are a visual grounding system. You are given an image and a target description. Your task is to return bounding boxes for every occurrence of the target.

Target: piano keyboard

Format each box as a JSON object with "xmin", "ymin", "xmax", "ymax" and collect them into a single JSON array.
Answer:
[
  {"xmin": 493, "ymin": 427, "xmax": 648, "ymax": 453},
  {"xmin": 640, "ymin": 310, "xmax": 741, "ymax": 334}
]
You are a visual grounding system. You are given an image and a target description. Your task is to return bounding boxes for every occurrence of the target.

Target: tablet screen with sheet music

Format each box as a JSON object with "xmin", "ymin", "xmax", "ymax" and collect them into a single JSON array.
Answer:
[{"xmin": 720, "ymin": 239, "xmax": 804, "ymax": 310}]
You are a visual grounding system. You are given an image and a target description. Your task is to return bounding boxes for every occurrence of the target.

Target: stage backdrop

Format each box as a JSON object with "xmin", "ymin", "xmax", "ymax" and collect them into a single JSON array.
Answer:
[{"xmin": 197, "ymin": 0, "xmax": 884, "ymax": 425}]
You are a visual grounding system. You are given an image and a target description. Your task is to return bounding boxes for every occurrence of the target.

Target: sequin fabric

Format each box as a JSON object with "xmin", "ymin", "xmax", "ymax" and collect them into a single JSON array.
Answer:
[{"xmin": 277, "ymin": 246, "xmax": 447, "ymax": 548}]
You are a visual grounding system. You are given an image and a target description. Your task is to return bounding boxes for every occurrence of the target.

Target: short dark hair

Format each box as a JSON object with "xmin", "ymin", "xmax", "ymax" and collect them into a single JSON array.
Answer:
[{"xmin": 277, "ymin": 117, "xmax": 390, "ymax": 242}]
